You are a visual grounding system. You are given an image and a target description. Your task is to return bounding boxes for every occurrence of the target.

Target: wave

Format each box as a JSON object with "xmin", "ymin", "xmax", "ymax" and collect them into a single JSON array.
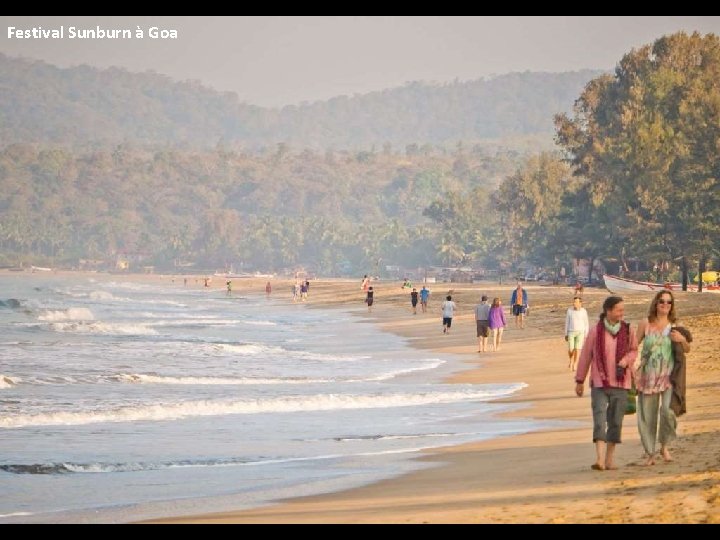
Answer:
[
  {"xmin": 240, "ymin": 320, "xmax": 277, "ymax": 326},
  {"xmin": 0, "ymin": 445, "xmax": 441, "ymax": 476},
  {"xmin": 115, "ymin": 374, "xmax": 333, "ymax": 385},
  {"xmin": 147, "ymin": 319, "xmax": 241, "ymax": 327},
  {"xmin": 0, "ymin": 298, "xmax": 23, "ymax": 309},
  {"xmin": 333, "ymin": 432, "xmax": 455, "ymax": 442},
  {"xmin": 0, "ymin": 457, "xmax": 248, "ymax": 475},
  {"xmin": 361, "ymin": 360, "xmax": 446, "ymax": 381},
  {"xmin": 0, "ymin": 385, "xmax": 526, "ymax": 428},
  {"xmin": 37, "ymin": 307, "xmax": 95, "ymax": 321},
  {"xmin": 0, "ymin": 361, "xmax": 444, "ymax": 388},
  {"xmin": 0, "ymin": 375, "xmax": 19, "ymax": 389},
  {"xmin": 45, "ymin": 321, "xmax": 158, "ymax": 335}
]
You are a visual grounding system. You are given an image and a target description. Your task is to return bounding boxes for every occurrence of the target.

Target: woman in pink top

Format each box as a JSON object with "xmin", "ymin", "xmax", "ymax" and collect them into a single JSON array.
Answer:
[{"xmin": 575, "ymin": 296, "xmax": 638, "ymax": 471}]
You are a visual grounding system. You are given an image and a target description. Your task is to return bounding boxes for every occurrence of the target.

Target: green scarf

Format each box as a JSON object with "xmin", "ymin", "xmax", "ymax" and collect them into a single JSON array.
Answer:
[{"xmin": 604, "ymin": 318, "xmax": 621, "ymax": 336}]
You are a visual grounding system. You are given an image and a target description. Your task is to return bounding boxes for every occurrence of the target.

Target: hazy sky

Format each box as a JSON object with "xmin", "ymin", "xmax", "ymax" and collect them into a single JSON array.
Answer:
[{"xmin": 2, "ymin": 16, "xmax": 720, "ymax": 107}]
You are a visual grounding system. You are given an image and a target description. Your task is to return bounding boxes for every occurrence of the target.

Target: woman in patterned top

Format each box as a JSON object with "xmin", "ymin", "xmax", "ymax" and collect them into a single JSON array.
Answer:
[{"xmin": 634, "ymin": 291, "xmax": 691, "ymax": 465}]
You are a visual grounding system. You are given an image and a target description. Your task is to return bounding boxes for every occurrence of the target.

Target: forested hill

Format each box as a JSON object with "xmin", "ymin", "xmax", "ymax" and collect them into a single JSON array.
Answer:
[{"xmin": 0, "ymin": 54, "xmax": 603, "ymax": 149}]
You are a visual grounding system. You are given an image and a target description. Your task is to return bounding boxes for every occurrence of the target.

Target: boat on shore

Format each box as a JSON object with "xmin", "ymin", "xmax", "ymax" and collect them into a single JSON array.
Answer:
[{"xmin": 603, "ymin": 274, "xmax": 720, "ymax": 294}]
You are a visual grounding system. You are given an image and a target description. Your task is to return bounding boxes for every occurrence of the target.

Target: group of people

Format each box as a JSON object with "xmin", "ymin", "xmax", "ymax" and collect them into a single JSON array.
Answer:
[
  {"xmin": 471, "ymin": 284, "xmax": 529, "ymax": 350},
  {"xmin": 292, "ymin": 280, "xmax": 311, "ymax": 302},
  {"xmin": 574, "ymin": 291, "xmax": 691, "ymax": 470},
  {"xmin": 472, "ymin": 296, "xmax": 508, "ymax": 351},
  {"xmin": 359, "ymin": 275, "xmax": 690, "ymax": 471}
]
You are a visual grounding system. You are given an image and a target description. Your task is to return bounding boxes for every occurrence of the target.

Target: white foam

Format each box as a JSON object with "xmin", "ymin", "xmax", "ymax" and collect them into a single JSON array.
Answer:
[
  {"xmin": 0, "ymin": 512, "xmax": 34, "ymax": 518},
  {"xmin": 0, "ymin": 385, "xmax": 526, "ymax": 428},
  {"xmin": 362, "ymin": 360, "xmax": 446, "ymax": 381},
  {"xmin": 210, "ymin": 343, "xmax": 364, "ymax": 362},
  {"xmin": 116, "ymin": 374, "xmax": 332, "ymax": 385},
  {"xmin": 240, "ymin": 320, "xmax": 277, "ymax": 326},
  {"xmin": 212, "ymin": 343, "xmax": 286, "ymax": 355},
  {"xmin": 47, "ymin": 322, "xmax": 158, "ymax": 335},
  {"xmin": 148, "ymin": 319, "xmax": 241, "ymax": 327},
  {"xmin": 38, "ymin": 308, "xmax": 95, "ymax": 321},
  {"xmin": 1, "ymin": 375, "xmax": 19, "ymax": 388},
  {"xmin": 88, "ymin": 290, "xmax": 117, "ymax": 301}
]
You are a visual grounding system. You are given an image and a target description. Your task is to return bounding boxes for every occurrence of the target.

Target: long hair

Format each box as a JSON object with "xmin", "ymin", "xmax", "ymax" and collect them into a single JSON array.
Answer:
[
  {"xmin": 491, "ymin": 297, "xmax": 501, "ymax": 308},
  {"xmin": 599, "ymin": 296, "xmax": 623, "ymax": 320},
  {"xmin": 648, "ymin": 290, "xmax": 677, "ymax": 323}
]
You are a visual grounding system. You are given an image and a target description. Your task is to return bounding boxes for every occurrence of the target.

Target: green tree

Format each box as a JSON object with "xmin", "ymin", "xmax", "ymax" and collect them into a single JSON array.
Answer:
[{"xmin": 556, "ymin": 32, "xmax": 720, "ymax": 289}]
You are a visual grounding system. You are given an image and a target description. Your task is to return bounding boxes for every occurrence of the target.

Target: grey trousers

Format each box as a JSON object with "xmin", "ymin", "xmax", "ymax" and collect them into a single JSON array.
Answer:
[
  {"xmin": 637, "ymin": 387, "xmax": 676, "ymax": 455},
  {"xmin": 590, "ymin": 386, "xmax": 627, "ymax": 443}
]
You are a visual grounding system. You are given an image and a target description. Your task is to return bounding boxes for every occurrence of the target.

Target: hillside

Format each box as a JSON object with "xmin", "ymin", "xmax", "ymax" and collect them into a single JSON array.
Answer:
[{"xmin": 0, "ymin": 54, "xmax": 603, "ymax": 149}]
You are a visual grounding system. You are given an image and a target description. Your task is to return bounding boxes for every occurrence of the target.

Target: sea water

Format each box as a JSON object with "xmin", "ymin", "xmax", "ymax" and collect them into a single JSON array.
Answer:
[{"xmin": 0, "ymin": 274, "xmax": 545, "ymax": 523}]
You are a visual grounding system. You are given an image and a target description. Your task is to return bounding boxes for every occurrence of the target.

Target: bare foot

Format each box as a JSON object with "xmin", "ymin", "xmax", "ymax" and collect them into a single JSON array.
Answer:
[
  {"xmin": 643, "ymin": 455, "xmax": 656, "ymax": 466},
  {"xmin": 661, "ymin": 448, "xmax": 673, "ymax": 462},
  {"xmin": 590, "ymin": 463, "xmax": 605, "ymax": 471},
  {"xmin": 605, "ymin": 463, "xmax": 618, "ymax": 470}
]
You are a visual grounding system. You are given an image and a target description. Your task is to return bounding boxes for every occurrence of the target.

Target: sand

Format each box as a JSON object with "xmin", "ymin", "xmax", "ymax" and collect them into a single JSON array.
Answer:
[{"xmin": 9, "ymin": 272, "xmax": 716, "ymax": 523}]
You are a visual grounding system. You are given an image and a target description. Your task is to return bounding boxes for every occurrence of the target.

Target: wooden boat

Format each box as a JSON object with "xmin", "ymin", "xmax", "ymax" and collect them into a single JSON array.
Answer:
[{"xmin": 603, "ymin": 274, "xmax": 720, "ymax": 294}]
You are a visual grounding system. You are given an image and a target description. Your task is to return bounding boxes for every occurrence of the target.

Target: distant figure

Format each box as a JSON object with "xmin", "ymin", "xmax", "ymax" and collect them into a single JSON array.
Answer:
[
  {"xmin": 441, "ymin": 295, "xmax": 457, "ymax": 334},
  {"xmin": 575, "ymin": 281, "xmax": 585, "ymax": 298},
  {"xmin": 474, "ymin": 295, "xmax": 491, "ymax": 353},
  {"xmin": 226, "ymin": 280, "xmax": 232, "ymax": 295},
  {"xmin": 565, "ymin": 297, "xmax": 589, "ymax": 371},
  {"xmin": 183, "ymin": 277, "xmax": 187, "ymax": 287},
  {"xmin": 361, "ymin": 274, "xmax": 370, "ymax": 292},
  {"xmin": 204, "ymin": 277, "xmax": 210, "ymax": 288},
  {"xmin": 488, "ymin": 298, "xmax": 507, "ymax": 351},
  {"xmin": 293, "ymin": 282, "xmax": 301, "ymax": 302},
  {"xmin": 304, "ymin": 280, "xmax": 311, "ymax": 298},
  {"xmin": 410, "ymin": 288, "xmax": 419, "ymax": 314},
  {"xmin": 365, "ymin": 286, "xmax": 374, "ymax": 312},
  {"xmin": 402, "ymin": 278, "xmax": 413, "ymax": 289},
  {"xmin": 510, "ymin": 283, "xmax": 529, "ymax": 329},
  {"xmin": 420, "ymin": 286, "xmax": 431, "ymax": 313},
  {"xmin": 265, "ymin": 281, "xmax": 272, "ymax": 297},
  {"xmin": 300, "ymin": 281, "xmax": 308, "ymax": 301}
]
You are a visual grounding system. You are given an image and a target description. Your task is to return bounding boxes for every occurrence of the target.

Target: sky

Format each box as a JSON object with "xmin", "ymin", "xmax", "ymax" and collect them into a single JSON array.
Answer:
[{"xmin": 2, "ymin": 16, "xmax": 720, "ymax": 107}]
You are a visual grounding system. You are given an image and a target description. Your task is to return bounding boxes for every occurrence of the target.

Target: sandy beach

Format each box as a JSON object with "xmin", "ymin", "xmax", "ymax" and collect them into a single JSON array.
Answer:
[{"xmin": 127, "ymin": 277, "xmax": 718, "ymax": 524}]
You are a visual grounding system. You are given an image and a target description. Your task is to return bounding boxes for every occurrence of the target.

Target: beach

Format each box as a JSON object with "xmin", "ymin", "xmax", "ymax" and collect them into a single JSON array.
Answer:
[
  {"xmin": 2, "ymin": 271, "xmax": 718, "ymax": 523},
  {"xmin": 145, "ymin": 277, "xmax": 720, "ymax": 524}
]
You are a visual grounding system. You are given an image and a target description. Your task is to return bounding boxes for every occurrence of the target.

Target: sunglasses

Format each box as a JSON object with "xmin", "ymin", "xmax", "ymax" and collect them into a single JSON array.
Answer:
[{"xmin": 657, "ymin": 299, "xmax": 673, "ymax": 305}]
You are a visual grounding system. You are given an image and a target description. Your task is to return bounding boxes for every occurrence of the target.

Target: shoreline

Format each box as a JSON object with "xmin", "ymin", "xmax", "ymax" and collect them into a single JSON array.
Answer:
[{"xmin": 144, "ymin": 279, "xmax": 720, "ymax": 523}]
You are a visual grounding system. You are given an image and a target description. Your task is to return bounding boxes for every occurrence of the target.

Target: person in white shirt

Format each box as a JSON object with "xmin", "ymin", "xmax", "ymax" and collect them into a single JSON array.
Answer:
[
  {"xmin": 565, "ymin": 296, "xmax": 590, "ymax": 370},
  {"xmin": 441, "ymin": 295, "xmax": 457, "ymax": 334}
]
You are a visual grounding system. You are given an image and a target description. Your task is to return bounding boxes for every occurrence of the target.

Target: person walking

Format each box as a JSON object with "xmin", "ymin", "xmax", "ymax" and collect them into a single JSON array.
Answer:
[
  {"xmin": 365, "ymin": 286, "xmax": 374, "ymax": 312},
  {"xmin": 474, "ymin": 295, "xmax": 491, "ymax": 352},
  {"xmin": 575, "ymin": 296, "xmax": 638, "ymax": 471},
  {"xmin": 510, "ymin": 283, "xmax": 529, "ymax": 329},
  {"xmin": 410, "ymin": 288, "xmax": 419, "ymax": 315},
  {"xmin": 441, "ymin": 295, "xmax": 457, "ymax": 334},
  {"xmin": 565, "ymin": 296, "xmax": 590, "ymax": 371},
  {"xmin": 488, "ymin": 298, "xmax": 506, "ymax": 351},
  {"xmin": 634, "ymin": 291, "xmax": 691, "ymax": 465},
  {"xmin": 420, "ymin": 286, "xmax": 431, "ymax": 313}
]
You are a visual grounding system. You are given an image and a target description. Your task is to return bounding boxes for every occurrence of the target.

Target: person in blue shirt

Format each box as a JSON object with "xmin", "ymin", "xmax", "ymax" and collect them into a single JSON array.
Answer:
[
  {"xmin": 510, "ymin": 283, "xmax": 529, "ymax": 329},
  {"xmin": 419, "ymin": 286, "xmax": 431, "ymax": 313}
]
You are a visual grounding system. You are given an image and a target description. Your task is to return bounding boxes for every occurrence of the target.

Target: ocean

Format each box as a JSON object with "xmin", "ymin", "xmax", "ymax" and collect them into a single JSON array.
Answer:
[{"xmin": 0, "ymin": 274, "xmax": 544, "ymax": 523}]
